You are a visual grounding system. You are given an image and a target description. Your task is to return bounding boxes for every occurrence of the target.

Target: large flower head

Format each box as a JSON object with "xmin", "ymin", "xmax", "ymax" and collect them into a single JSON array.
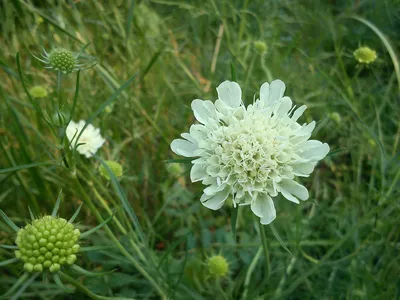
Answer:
[
  {"xmin": 66, "ymin": 120, "xmax": 105, "ymax": 158},
  {"xmin": 15, "ymin": 216, "xmax": 80, "ymax": 273},
  {"xmin": 171, "ymin": 80, "xmax": 329, "ymax": 224}
]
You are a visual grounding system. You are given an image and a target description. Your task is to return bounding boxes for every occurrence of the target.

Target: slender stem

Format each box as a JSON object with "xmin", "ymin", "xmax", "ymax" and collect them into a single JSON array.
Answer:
[
  {"xmin": 259, "ymin": 222, "xmax": 270, "ymax": 279},
  {"xmin": 72, "ymin": 174, "xmax": 166, "ymax": 299},
  {"xmin": 58, "ymin": 271, "xmax": 134, "ymax": 300},
  {"xmin": 242, "ymin": 246, "xmax": 262, "ymax": 299}
]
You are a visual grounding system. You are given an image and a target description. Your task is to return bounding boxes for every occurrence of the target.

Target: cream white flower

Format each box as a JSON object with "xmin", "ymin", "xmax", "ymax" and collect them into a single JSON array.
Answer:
[
  {"xmin": 66, "ymin": 120, "xmax": 105, "ymax": 158},
  {"xmin": 171, "ymin": 80, "xmax": 329, "ymax": 224}
]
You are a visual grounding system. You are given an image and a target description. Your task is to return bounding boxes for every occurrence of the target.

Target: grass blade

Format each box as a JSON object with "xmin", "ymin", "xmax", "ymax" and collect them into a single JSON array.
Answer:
[
  {"xmin": 80, "ymin": 214, "xmax": 113, "ymax": 238},
  {"xmin": 0, "ymin": 210, "xmax": 20, "ymax": 232},
  {"xmin": 95, "ymin": 155, "xmax": 145, "ymax": 243},
  {"xmin": 0, "ymin": 161, "xmax": 54, "ymax": 175},
  {"xmin": 51, "ymin": 189, "xmax": 63, "ymax": 217}
]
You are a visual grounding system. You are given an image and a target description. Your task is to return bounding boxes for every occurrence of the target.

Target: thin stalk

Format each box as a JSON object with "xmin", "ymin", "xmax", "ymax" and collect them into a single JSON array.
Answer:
[
  {"xmin": 58, "ymin": 271, "xmax": 135, "ymax": 300},
  {"xmin": 259, "ymin": 222, "xmax": 270, "ymax": 279},
  {"xmin": 242, "ymin": 246, "xmax": 262, "ymax": 299},
  {"xmin": 72, "ymin": 174, "xmax": 167, "ymax": 299}
]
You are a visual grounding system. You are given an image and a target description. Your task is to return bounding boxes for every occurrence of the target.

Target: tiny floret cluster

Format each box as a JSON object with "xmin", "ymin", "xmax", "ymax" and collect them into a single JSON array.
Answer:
[
  {"xmin": 66, "ymin": 120, "xmax": 105, "ymax": 158},
  {"xmin": 29, "ymin": 86, "xmax": 48, "ymax": 98},
  {"xmin": 15, "ymin": 216, "xmax": 80, "ymax": 273},
  {"xmin": 171, "ymin": 80, "xmax": 329, "ymax": 224},
  {"xmin": 353, "ymin": 46, "xmax": 377, "ymax": 64},
  {"xmin": 99, "ymin": 160, "xmax": 123, "ymax": 180},
  {"xmin": 207, "ymin": 255, "xmax": 229, "ymax": 278},
  {"xmin": 46, "ymin": 48, "xmax": 77, "ymax": 73}
]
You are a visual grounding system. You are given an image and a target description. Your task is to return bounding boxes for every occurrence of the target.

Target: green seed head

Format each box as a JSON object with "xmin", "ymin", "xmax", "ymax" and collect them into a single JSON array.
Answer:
[
  {"xmin": 29, "ymin": 86, "xmax": 48, "ymax": 98},
  {"xmin": 353, "ymin": 46, "xmax": 377, "ymax": 64},
  {"xmin": 99, "ymin": 161, "xmax": 123, "ymax": 180},
  {"xmin": 48, "ymin": 48, "xmax": 76, "ymax": 73},
  {"xmin": 254, "ymin": 40, "xmax": 268, "ymax": 56},
  {"xmin": 15, "ymin": 216, "xmax": 80, "ymax": 273},
  {"xmin": 207, "ymin": 255, "xmax": 229, "ymax": 278}
]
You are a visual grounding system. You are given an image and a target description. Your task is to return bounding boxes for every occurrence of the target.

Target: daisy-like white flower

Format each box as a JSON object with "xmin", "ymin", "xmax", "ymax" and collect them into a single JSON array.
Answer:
[
  {"xmin": 66, "ymin": 120, "xmax": 105, "ymax": 158},
  {"xmin": 171, "ymin": 80, "xmax": 329, "ymax": 224}
]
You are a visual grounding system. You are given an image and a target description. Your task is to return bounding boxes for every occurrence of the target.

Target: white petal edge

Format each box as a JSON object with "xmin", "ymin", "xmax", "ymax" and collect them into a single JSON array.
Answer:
[
  {"xmin": 216, "ymin": 81, "xmax": 242, "ymax": 108},
  {"xmin": 200, "ymin": 189, "xmax": 230, "ymax": 210},
  {"xmin": 170, "ymin": 139, "xmax": 197, "ymax": 157},
  {"xmin": 279, "ymin": 179, "xmax": 309, "ymax": 203}
]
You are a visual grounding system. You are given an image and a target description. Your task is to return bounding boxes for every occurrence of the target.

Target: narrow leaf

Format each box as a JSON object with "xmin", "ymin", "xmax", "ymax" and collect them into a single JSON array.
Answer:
[
  {"xmin": 230, "ymin": 61, "xmax": 236, "ymax": 81},
  {"xmin": 95, "ymin": 155, "xmax": 145, "ymax": 243},
  {"xmin": 51, "ymin": 189, "xmax": 63, "ymax": 217},
  {"xmin": 75, "ymin": 73, "xmax": 138, "ymax": 148},
  {"xmin": 0, "ymin": 161, "xmax": 53, "ymax": 175},
  {"xmin": 53, "ymin": 273, "xmax": 74, "ymax": 293},
  {"xmin": 0, "ymin": 245, "xmax": 18, "ymax": 250},
  {"xmin": 80, "ymin": 214, "xmax": 113, "ymax": 238},
  {"xmin": 0, "ymin": 258, "xmax": 18, "ymax": 267},
  {"xmin": 69, "ymin": 203, "xmax": 83, "ymax": 223},
  {"xmin": 269, "ymin": 223, "xmax": 292, "ymax": 254},
  {"xmin": 71, "ymin": 264, "xmax": 116, "ymax": 277},
  {"xmin": 0, "ymin": 210, "xmax": 20, "ymax": 232},
  {"xmin": 0, "ymin": 273, "xmax": 29, "ymax": 299}
]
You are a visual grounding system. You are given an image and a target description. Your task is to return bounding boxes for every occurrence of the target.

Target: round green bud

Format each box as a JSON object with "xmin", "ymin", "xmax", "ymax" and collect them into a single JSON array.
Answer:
[
  {"xmin": 207, "ymin": 255, "xmax": 229, "ymax": 278},
  {"xmin": 49, "ymin": 263, "xmax": 60, "ymax": 273},
  {"xmin": 48, "ymin": 48, "xmax": 76, "ymax": 74},
  {"xmin": 99, "ymin": 160, "xmax": 123, "ymax": 180},
  {"xmin": 353, "ymin": 47, "xmax": 377, "ymax": 64},
  {"xmin": 15, "ymin": 216, "xmax": 81, "ymax": 273},
  {"xmin": 29, "ymin": 86, "xmax": 48, "ymax": 98},
  {"xmin": 24, "ymin": 263, "xmax": 34, "ymax": 272},
  {"xmin": 329, "ymin": 112, "xmax": 341, "ymax": 125},
  {"xmin": 33, "ymin": 264, "xmax": 43, "ymax": 272},
  {"xmin": 166, "ymin": 163, "xmax": 183, "ymax": 178},
  {"xmin": 254, "ymin": 40, "xmax": 268, "ymax": 56}
]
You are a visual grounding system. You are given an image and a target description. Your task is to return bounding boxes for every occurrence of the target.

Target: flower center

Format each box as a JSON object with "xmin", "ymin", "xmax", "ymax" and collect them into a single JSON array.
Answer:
[{"xmin": 209, "ymin": 111, "xmax": 285, "ymax": 187}]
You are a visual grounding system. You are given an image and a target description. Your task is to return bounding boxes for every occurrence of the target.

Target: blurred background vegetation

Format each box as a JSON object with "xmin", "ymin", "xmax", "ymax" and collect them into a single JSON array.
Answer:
[{"xmin": 0, "ymin": 0, "xmax": 399, "ymax": 299}]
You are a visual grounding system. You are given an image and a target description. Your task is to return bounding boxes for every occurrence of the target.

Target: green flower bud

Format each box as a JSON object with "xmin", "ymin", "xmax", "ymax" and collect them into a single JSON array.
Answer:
[
  {"xmin": 99, "ymin": 160, "xmax": 123, "ymax": 180},
  {"xmin": 48, "ymin": 48, "xmax": 77, "ymax": 74},
  {"xmin": 15, "ymin": 216, "xmax": 80, "ymax": 273},
  {"xmin": 207, "ymin": 255, "xmax": 229, "ymax": 278},
  {"xmin": 254, "ymin": 40, "xmax": 268, "ymax": 56},
  {"xmin": 166, "ymin": 163, "xmax": 183, "ymax": 178},
  {"xmin": 29, "ymin": 86, "xmax": 48, "ymax": 98},
  {"xmin": 329, "ymin": 112, "xmax": 341, "ymax": 125},
  {"xmin": 353, "ymin": 46, "xmax": 377, "ymax": 64}
]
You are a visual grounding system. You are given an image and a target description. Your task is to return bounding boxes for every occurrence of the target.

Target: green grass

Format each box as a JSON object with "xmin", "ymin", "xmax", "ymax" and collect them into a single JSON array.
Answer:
[{"xmin": 1, "ymin": 0, "xmax": 399, "ymax": 299}]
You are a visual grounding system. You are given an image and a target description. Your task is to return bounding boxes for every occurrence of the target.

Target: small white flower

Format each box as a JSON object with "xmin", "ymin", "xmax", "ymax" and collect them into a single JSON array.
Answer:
[
  {"xmin": 171, "ymin": 80, "xmax": 329, "ymax": 224},
  {"xmin": 66, "ymin": 120, "xmax": 105, "ymax": 158}
]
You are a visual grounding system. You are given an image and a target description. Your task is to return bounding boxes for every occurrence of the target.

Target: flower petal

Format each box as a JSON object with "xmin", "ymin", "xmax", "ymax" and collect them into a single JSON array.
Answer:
[
  {"xmin": 301, "ymin": 141, "xmax": 330, "ymax": 161},
  {"xmin": 200, "ymin": 189, "xmax": 230, "ymax": 210},
  {"xmin": 170, "ymin": 138, "xmax": 197, "ymax": 157},
  {"xmin": 291, "ymin": 105, "xmax": 307, "ymax": 122},
  {"xmin": 259, "ymin": 82, "xmax": 269, "ymax": 106},
  {"xmin": 292, "ymin": 162, "xmax": 317, "ymax": 177},
  {"xmin": 268, "ymin": 80, "xmax": 285, "ymax": 105},
  {"xmin": 191, "ymin": 99, "xmax": 217, "ymax": 124},
  {"xmin": 216, "ymin": 81, "xmax": 242, "ymax": 108},
  {"xmin": 251, "ymin": 193, "xmax": 275, "ymax": 219},
  {"xmin": 279, "ymin": 179, "xmax": 309, "ymax": 203},
  {"xmin": 251, "ymin": 194, "xmax": 276, "ymax": 224},
  {"xmin": 274, "ymin": 96, "xmax": 293, "ymax": 117},
  {"xmin": 190, "ymin": 163, "xmax": 207, "ymax": 182}
]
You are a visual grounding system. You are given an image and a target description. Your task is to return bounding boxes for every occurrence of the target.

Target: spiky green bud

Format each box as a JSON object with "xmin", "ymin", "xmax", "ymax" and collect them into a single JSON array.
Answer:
[
  {"xmin": 15, "ymin": 216, "xmax": 80, "ymax": 273},
  {"xmin": 48, "ymin": 48, "xmax": 76, "ymax": 74},
  {"xmin": 29, "ymin": 86, "xmax": 48, "ymax": 98},
  {"xmin": 207, "ymin": 255, "xmax": 229, "ymax": 278},
  {"xmin": 353, "ymin": 47, "xmax": 377, "ymax": 64},
  {"xmin": 99, "ymin": 160, "xmax": 123, "ymax": 180}
]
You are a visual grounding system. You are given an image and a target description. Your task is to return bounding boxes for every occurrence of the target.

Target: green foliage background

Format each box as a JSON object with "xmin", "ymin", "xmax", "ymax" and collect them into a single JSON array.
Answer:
[{"xmin": 0, "ymin": 0, "xmax": 399, "ymax": 299}]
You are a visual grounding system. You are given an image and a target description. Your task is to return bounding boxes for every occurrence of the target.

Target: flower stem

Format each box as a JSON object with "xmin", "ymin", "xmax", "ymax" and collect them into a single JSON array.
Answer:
[
  {"xmin": 72, "ymin": 174, "xmax": 166, "ymax": 299},
  {"xmin": 259, "ymin": 222, "xmax": 271, "ymax": 279},
  {"xmin": 58, "ymin": 271, "xmax": 134, "ymax": 300}
]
